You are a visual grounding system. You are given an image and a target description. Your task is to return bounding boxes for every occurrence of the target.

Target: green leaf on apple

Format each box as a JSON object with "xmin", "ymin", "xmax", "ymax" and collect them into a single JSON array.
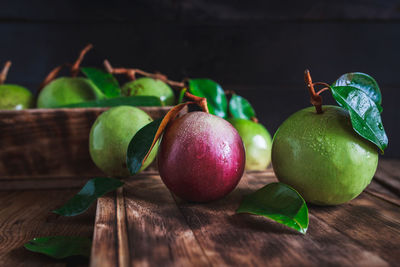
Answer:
[
  {"xmin": 332, "ymin": 72, "xmax": 382, "ymax": 113},
  {"xmin": 178, "ymin": 88, "xmax": 187, "ymax": 104},
  {"xmin": 127, "ymin": 118, "xmax": 163, "ymax": 175},
  {"xmin": 127, "ymin": 102, "xmax": 192, "ymax": 175},
  {"xmin": 53, "ymin": 177, "xmax": 124, "ymax": 216},
  {"xmin": 236, "ymin": 182, "xmax": 309, "ymax": 234},
  {"xmin": 59, "ymin": 96, "xmax": 162, "ymax": 108},
  {"xmin": 188, "ymin": 79, "xmax": 228, "ymax": 118},
  {"xmin": 229, "ymin": 94, "xmax": 256, "ymax": 120},
  {"xmin": 81, "ymin": 67, "xmax": 121, "ymax": 98},
  {"xmin": 24, "ymin": 236, "xmax": 92, "ymax": 259},
  {"xmin": 330, "ymin": 85, "xmax": 388, "ymax": 152}
]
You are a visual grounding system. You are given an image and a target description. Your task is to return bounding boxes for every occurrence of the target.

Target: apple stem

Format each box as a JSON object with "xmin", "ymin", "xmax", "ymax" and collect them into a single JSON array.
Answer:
[
  {"xmin": 184, "ymin": 91, "xmax": 209, "ymax": 113},
  {"xmin": 37, "ymin": 64, "xmax": 67, "ymax": 93},
  {"xmin": 316, "ymin": 87, "xmax": 330, "ymax": 95},
  {"xmin": 251, "ymin": 117, "xmax": 259, "ymax": 123},
  {"xmin": 104, "ymin": 60, "xmax": 186, "ymax": 89},
  {"xmin": 304, "ymin": 69, "xmax": 323, "ymax": 114},
  {"xmin": 37, "ymin": 44, "xmax": 93, "ymax": 94},
  {"xmin": 70, "ymin": 44, "xmax": 93, "ymax": 77},
  {"xmin": 0, "ymin": 61, "xmax": 11, "ymax": 85}
]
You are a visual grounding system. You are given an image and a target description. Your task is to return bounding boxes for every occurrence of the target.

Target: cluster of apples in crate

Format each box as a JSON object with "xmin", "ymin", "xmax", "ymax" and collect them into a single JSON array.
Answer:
[{"xmin": 0, "ymin": 44, "xmax": 388, "ymax": 208}]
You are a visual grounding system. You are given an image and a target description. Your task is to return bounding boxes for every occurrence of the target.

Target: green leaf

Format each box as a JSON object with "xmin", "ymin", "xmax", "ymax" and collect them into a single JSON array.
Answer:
[
  {"xmin": 229, "ymin": 94, "xmax": 256, "ymax": 120},
  {"xmin": 188, "ymin": 79, "xmax": 228, "ymax": 118},
  {"xmin": 127, "ymin": 118, "xmax": 163, "ymax": 175},
  {"xmin": 236, "ymin": 182, "xmax": 308, "ymax": 234},
  {"xmin": 331, "ymin": 85, "xmax": 388, "ymax": 152},
  {"xmin": 178, "ymin": 88, "xmax": 187, "ymax": 104},
  {"xmin": 333, "ymin": 72, "xmax": 382, "ymax": 112},
  {"xmin": 59, "ymin": 96, "xmax": 162, "ymax": 108},
  {"xmin": 53, "ymin": 177, "xmax": 124, "ymax": 216},
  {"xmin": 24, "ymin": 236, "xmax": 91, "ymax": 259},
  {"xmin": 81, "ymin": 67, "xmax": 121, "ymax": 98}
]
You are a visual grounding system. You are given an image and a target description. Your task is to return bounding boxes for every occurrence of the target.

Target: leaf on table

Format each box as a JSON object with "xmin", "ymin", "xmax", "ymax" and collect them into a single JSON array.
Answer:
[
  {"xmin": 229, "ymin": 93, "xmax": 256, "ymax": 120},
  {"xmin": 236, "ymin": 182, "xmax": 309, "ymax": 234},
  {"xmin": 59, "ymin": 95, "xmax": 161, "ymax": 108},
  {"xmin": 188, "ymin": 79, "xmax": 228, "ymax": 118},
  {"xmin": 127, "ymin": 102, "xmax": 191, "ymax": 175},
  {"xmin": 331, "ymin": 85, "xmax": 388, "ymax": 152},
  {"xmin": 53, "ymin": 177, "xmax": 124, "ymax": 216},
  {"xmin": 24, "ymin": 236, "xmax": 92, "ymax": 259},
  {"xmin": 81, "ymin": 67, "xmax": 121, "ymax": 98},
  {"xmin": 332, "ymin": 72, "xmax": 383, "ymax": 112}
]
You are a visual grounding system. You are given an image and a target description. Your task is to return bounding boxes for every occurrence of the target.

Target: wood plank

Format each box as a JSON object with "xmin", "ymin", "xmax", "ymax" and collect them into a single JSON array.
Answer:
[
  {"xmin": 91, "ymin": 173, "xmax": 210, "ymax": 267},
  {"xmin": 173, "ymin": 171, "xmax": 389, "ymax": 266},
  {"xmin": 0, "ymin": 188, "xmax": 95, "ymax": 267},
  {"xmin": 374, "ymin": 159, "xmax": 400, "ymax": 196},
  {"xmin": 0, "ymin": 176, "xmax": 89, "ymax": 191},
  {"xmin": 312, "ymin": 193, "xmax": 400, "ymax": 266},
  {"xmin": 0, "ymin": 107, "xmax": 170, "ymax": 178},
  {"xmin": 91, "ymin": 192, "xmax": 118, "ymax": 267},
  {"xmin": 92, "ymin": 167, "xmax": 400, "ymax": 266}
]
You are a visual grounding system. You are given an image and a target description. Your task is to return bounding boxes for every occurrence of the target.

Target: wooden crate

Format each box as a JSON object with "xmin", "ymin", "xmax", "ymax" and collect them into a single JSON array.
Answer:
[{"xmin": 0, "ymin": 107, "xmax": 171, "ymax": 179}]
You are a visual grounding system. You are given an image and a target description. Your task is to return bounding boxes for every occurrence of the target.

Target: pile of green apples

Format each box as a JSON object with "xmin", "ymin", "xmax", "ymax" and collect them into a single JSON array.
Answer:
[
  {"xmin": 88, "ymin": 69, "xmax": 387, "ymax": 209},
  {"xmin": 0, "ymin": 44, "xmax": 177, "ymax": 110},
  {"xmin": 1, "ymin": 44, "xmax": 388, "ymax": 208}
]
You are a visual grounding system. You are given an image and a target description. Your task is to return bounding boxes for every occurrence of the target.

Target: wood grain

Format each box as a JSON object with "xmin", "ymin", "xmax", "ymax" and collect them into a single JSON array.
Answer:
[
  {"xmin": 0, "ymin": 186, "xmax": 95, "ymax": 267},
  {"xmin": 92, "ymin": 162, "xmax": 400, "ymax": 266},
  {"xmin": 91, "ymin": 173, "xmax": 211, "ymax": 267},
  {"xmin": 0, "ymin": 107, "xmax": 171, "ymax": 178}
]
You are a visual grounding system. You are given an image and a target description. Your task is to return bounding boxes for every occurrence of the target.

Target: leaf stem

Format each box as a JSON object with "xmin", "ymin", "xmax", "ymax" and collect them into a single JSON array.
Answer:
[
  {"xmin": 0, "ymin": 61, "xmax": 11, "ymax": 85},
  {"xmin": 70, "ymin": 44, "xmax": 93, "ymax": 77},
  {"xmin": 304, "ymin": 69, "xmax": 323, "ymax": 114},
  {"xmin": 184, "ymin": 91, "xmax": 209, "ymax": 113},
  {"xmin": 104, "ymin": 60, "xmax": 186, "ymax": 89}
]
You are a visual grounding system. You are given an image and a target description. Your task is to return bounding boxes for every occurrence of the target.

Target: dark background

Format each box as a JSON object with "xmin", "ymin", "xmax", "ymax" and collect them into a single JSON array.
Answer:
[{"xmin": 1, "ymin": 0, "xmax": 399, "ymax": 157}]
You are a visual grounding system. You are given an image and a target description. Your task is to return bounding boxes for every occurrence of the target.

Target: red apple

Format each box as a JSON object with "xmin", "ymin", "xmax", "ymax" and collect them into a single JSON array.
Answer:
[{"xmin": 158, "ymin": 111, "xmax": 246, "ymax": 202}]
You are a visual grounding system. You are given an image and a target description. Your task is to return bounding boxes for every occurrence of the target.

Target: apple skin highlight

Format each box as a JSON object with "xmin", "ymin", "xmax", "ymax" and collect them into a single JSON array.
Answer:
[{"xmin": 158, "ymin": 112, "xmax": 246, "ymax": 202}]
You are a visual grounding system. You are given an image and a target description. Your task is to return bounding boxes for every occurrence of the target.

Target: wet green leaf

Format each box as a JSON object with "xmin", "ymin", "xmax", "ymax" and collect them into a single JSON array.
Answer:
[
  {"xmin": 237, "ymin": 182, "xmax": 308, "ymax": 234},
  {"xmin": 188, "ymin": 79, "xmax": 228, "ymax": 118},
  {"xmin": 81, "ymin": 67, "xmax": 120, "ymax": 98},
  {"xmin": 331, "ymin": 85, "xmax": 388, "ymax": 152},
  {"xmin": 127, "ymin": 118, "xmax": 163, "ymax": 175},
  {"xmin": 53, "ymin": 177, "xmax": 124, "ymax": 216},
  {"xmin": 24, "ymin": 236, "xmax": 91, "ymax": 259},
  {"xmin": 229, "ymin": 94, "xmax": 256, "ymax": 120},
  {"xmin": 59, "ymin": 96, "xmax": 161, "ymax": 108},
  {"xmin": 333, "ymin": 72, "xmax": 382, "ymax": 112}
]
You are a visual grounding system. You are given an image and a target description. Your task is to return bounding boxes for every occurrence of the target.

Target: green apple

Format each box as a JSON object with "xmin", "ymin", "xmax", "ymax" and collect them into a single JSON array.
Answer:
[
  {"xmin": 122, "ymin": 77, "xmax": 175, "ymax": 106},
  {"xmin": 0, "ymin": 84, "xmax": 34, "ymax": 110},
  {"xmin": 271, "ymin": 105, "xmax": 378, "ymax": 205},
  {"xmin": 229, "ymin": 118, "xmax": 272, "ymax": 170},
  {"xmin": 89, "ymin": 106, "xmax": 158, "ymax": 177},
  {"xmin": 37, "ymin": 77, "xmax": 104, "ymax": 108}
]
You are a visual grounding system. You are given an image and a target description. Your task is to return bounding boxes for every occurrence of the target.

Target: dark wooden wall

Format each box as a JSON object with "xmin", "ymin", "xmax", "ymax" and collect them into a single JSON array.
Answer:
[{"xmin": 1, "ymin": 0, "xmax": 399, "ymax": 157}]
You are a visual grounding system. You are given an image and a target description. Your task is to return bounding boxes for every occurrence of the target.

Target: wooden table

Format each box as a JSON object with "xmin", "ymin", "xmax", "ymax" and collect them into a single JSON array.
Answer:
[{"xmin": 0, "ymin": 160, "xmax": 399, "ymax": 266}]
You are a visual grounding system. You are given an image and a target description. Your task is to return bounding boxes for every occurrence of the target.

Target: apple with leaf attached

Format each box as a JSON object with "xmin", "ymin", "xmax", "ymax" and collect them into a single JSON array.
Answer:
[{"xmin": 272, "ymin": 70, "xmax": 387, "ymax": 205}]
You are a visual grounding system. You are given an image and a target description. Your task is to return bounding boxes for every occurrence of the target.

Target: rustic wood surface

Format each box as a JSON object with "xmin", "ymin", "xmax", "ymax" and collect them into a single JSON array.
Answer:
[
  {"xmin": 0, "ymin": 159, "xmax": 398, "ymax": 266},
  {"xmin": 90, "ymin": 159, "xmax": 400, "ymax": 267},
  {"xmin": 0, "ymin": 107, "xmax": 171, "ymax": 178},
  {"xmin": 0, "ymin": 186, "xmax": 96, "ymax": 267}
]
